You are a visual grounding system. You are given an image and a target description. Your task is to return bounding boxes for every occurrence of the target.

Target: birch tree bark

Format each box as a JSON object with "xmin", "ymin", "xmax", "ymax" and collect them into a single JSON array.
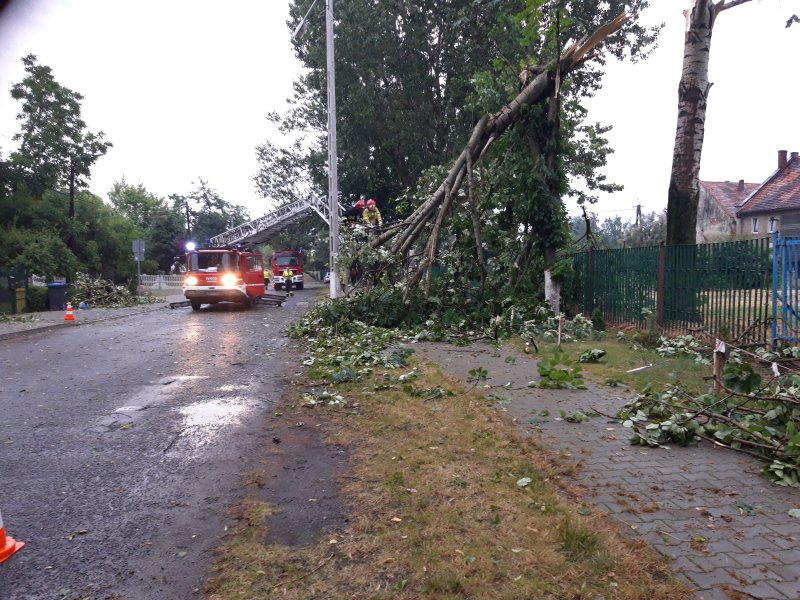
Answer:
[{"xmin": 666, "ymin": 0, "xmax": 754, "ymax": 245}]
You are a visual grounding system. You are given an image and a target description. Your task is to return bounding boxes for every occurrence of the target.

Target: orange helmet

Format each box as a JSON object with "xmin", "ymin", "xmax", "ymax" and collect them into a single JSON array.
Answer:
[
  {"xmin": 355, "ymin": 199, "xmax": 365, "ymax": 209},
  {"xmin": 367, "ymin": 199, "xmax": 376, "ymax": 207}
]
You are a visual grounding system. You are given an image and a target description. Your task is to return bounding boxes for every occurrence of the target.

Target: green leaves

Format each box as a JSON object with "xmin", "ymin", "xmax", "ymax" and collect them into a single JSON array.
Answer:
[
  {"xmin": 763, "ymin": 460, "xmax": 800, "ymax": 488},
  {"xmin": 10, "ymin": 54, "xmax": 111, "ymax": 194},
  {"xmin": 722, "ymin": 363, "xmax": 762, "ymax": 394},
  {"xmin": 522, "ymin": 312, "xmax": 603, "ymax": 345},
  {"xmin": 289, "ymin": 311, "xmax": 406, "ymax": 383},
  {"xmin": 617, "ymin": 388, "xmax": 700, "ymax": 448},
  {"xmin": 468, "ymin": 367, "xmax": 489, "ymax": 384},
  {"xmin": 559, "ymin": 410, "xmax": 590, "ymax": 423},
  {"xmin": 578, "ymin": 348, "xmax": 606, "ymax": 363},
  {"xmin": 536, "ymin": 350, "xmax": 586, "ymax": 389}
]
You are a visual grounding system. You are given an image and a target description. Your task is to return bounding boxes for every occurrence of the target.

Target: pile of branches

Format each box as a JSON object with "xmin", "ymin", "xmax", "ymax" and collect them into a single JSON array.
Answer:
[
  {"xmin": 72, "ymin": 273, "xmax": 161, "ymax": 308},
  {"xmin": 616, "ymin": 359, "xmax": 800, "ymax": 487}
]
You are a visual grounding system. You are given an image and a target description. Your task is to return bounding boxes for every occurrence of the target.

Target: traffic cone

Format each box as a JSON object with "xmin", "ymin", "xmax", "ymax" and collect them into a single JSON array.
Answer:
[
  {"xmin": 63, "ymin": 302, "xmax": 75, "ymax": 321},
  {"xmin": 0, "ymin": 509, "xmax": 24, "ymax": 564}
]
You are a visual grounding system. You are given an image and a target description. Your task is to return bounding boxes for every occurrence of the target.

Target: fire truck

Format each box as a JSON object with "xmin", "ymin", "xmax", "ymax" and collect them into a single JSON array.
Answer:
[
  {"xmin": 182, "ymin": 246, "xmax": 266, "ymax": 310},
  {"xmin": 271, "ymin": 249, "xmax": 304, "ymax": 291}
]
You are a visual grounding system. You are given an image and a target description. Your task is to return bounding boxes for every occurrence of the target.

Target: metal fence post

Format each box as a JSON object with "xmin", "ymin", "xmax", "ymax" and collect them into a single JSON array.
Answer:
[
  {"xmin": 587, "ymin": 247, "xmax": 594, "ymax": 314},
  {"xmin": 772, "ymin": 231, "xmax": 780, "ymax": 350},
  {"xmin": 657, "ymin": 242, "xmax": 665, "ymax": 326}
]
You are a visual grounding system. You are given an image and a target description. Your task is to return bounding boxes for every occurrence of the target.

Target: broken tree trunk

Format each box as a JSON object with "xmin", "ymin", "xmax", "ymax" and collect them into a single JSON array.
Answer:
[
  {"xmin": 666, "ymin": 0, "xmax": 755, "ymax": 245},
  {"xmin": 466, "ymin": 143, "xmax": 487, "ymax": 292},
  {"xmin": 372, "ymin": 12, "xmax": 631, "ymax": 271}
]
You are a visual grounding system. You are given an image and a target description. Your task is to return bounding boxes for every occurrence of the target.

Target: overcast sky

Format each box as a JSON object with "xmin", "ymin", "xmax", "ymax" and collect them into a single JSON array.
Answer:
[{"xmin": 0, "ymin": 0, "xmax": 798, "ymax": 225}]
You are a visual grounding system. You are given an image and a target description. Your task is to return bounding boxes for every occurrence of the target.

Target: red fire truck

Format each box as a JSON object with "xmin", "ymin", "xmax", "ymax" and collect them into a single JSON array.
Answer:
[
  {"xmin": 271, "ymin": 249, "xmax": 304, "ymax": 291},
  {"xmin": 182, "ymin": 246, "xmax": 266, "ymax": 310}
]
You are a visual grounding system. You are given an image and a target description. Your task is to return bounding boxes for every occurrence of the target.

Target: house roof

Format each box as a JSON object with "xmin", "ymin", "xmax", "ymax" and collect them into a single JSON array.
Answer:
[
  {"xmin": 699, "ymin": 180, "xmax": 759, "ymax": 218},
  {"xmin": 738, "ymin": 154, "xmax": 800, "ymax": 215}
]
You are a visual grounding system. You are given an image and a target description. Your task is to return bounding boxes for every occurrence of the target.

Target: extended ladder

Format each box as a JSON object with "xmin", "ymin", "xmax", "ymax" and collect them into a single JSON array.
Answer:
[{"xmin": 209, "ymin": 195, "xmax": 341, "ymax": 247}]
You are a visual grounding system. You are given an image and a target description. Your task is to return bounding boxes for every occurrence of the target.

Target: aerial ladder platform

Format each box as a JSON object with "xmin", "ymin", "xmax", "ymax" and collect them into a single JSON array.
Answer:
[{"xmin": 209, "ymin": 194, "xmax": 341, "ymax": 247}]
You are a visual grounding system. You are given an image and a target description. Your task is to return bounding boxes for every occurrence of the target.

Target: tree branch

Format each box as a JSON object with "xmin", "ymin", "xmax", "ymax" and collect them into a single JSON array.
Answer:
[
  {"xmin": 717, "ymin": 0, "xmax": 755, "ymax": 13},
  {"xmin": 371, "ymin": 11, "xmax": 630, "ymax": 260}
]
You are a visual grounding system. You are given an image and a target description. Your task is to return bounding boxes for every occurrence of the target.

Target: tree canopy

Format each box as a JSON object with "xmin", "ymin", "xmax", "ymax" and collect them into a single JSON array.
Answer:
[
  {"xmin": 1, "ymin": 55, "xmax": 246, "ymax": 284},
  {"xmin": 261, "ymin": 0, "xmax": 659, "ymax": 309},
  {"xmin": 9, "ymin": 54, "xmax": 112, "ymax": 197}
]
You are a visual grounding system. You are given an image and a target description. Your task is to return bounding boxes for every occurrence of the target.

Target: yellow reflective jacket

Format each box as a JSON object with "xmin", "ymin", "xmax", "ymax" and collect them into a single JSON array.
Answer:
[{"xmin": 364, "ymin": 206, "xmax": 382, "ymax": 226}]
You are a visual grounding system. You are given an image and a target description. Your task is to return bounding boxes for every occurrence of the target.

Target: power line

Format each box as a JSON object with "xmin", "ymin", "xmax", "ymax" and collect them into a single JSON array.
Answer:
[{"xmin": 589, "ymin": 207, "xmax": 638, "ymax": 214}]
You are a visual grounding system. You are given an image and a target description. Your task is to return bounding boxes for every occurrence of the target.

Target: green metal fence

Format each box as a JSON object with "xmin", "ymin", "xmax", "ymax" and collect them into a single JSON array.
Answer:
[{"xmin": 567, "ymin": 237, "xmax": 774, "ymax": 345}]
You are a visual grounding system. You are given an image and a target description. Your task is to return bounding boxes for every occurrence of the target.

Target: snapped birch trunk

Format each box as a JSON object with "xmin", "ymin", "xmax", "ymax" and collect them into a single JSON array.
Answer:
[
  {"xmin": 666, "ymin": 0, "xmax": 754, "ymax": 245},
  {"xmin": 667, "ymin": 0, "xmax": 714, "ymax": 245}
]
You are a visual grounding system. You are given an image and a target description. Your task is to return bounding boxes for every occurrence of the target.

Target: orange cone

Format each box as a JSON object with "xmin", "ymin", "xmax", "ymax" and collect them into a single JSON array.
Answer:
[
  {"xmin": 0, "ymin": 509, "xmax": 24, "ymax": 564},
  {"xmin": 64, "ymin": 302, "xmax": 75, "ymax": 321}
]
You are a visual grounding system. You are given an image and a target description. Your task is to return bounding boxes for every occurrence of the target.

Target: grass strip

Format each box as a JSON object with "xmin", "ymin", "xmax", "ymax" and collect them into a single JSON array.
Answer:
[{"xmin": 207, "ymin": 358, "xmax": 690, "ymax": 599}]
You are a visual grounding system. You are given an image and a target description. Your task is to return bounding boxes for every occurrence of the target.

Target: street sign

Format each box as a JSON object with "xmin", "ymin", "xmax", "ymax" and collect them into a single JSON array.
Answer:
[{"xmin": 132, "ymin": 239, "xmax": 145, "ymax": 262}]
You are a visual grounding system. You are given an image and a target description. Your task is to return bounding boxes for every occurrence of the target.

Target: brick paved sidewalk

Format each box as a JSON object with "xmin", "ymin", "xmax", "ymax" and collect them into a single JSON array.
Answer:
[{"xmin": 414, "ymin": 342, "xmax": 800, "ymax": 600}]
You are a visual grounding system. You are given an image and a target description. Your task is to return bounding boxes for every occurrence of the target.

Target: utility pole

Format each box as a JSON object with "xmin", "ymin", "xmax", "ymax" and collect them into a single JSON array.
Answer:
[
  {"xmin": 184, "ymin": 201, "xmax": 192, "ymax": 238},
  {"xmin": 326, "ymin": 0, "xmax": 340, "ymax": 299},
  {"xmin": 635, "ymin": 203, "xmax": 642, "ymax": 227}
]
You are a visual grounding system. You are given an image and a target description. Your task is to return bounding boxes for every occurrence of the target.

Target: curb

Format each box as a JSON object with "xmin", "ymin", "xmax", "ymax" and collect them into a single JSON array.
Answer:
[{"xmin": 0, "ymin": 304, "xmax": 170, "ymax": 343}]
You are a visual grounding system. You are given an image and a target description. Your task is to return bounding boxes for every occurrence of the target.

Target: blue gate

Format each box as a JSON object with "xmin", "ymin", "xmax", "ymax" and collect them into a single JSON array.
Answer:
[{"xmin": 772, "ymin": 232, "xmax": 800, "ymax": 348}]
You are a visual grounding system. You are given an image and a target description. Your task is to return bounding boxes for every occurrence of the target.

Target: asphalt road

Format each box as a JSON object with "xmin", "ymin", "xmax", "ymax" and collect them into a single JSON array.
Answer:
[{"xmin": 0, "ymin": 283, "xmax": 323, "ymax": 600}]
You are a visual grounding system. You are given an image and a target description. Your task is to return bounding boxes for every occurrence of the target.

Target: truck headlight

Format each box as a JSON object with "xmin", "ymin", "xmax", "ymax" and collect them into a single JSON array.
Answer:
[
  {"xmin": 185, "ymin": 276, "xmax": 198, "ymax": 286},
  {"xmin": 221, "ymin": 273, "xmax": 238, "ymax": 286}
]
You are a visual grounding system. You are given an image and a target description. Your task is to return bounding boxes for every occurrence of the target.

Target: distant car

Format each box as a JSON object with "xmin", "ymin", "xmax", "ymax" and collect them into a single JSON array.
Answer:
[{"xmin": 323, "ymin": 272, "xmax": 331, "ymax": 283}]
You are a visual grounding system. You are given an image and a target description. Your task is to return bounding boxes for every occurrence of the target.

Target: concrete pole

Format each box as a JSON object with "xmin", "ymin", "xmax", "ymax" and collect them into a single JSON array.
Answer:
[{"xmin": 326, "ymin": 0, "xmax": 340, "ymax": 299}]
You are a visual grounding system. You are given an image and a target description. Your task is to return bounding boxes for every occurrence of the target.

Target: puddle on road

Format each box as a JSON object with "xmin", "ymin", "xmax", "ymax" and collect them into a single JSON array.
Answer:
[
  {"xmin": 217, "ymin": 383, "xmax": 248, "ymax": 393},
  {"xmin": 93, "ymin": 375, "xmax": 261, "ymax": 447},
  {"xmin": 93, "ymin": 375, "xmax": 211, "ymax": 433},
  {"xmin": 178, "ymin": 398, "xmax": 248, "ymax": 427},
  {"xmin": 174, "ymin": 396, "xmax": 259, "ymax": 450}
]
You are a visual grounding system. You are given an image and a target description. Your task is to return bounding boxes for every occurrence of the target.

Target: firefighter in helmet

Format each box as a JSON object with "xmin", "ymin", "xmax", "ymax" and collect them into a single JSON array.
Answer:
[
  {"xmin": 343, "ymin": 198, "xmax": 366, "ymax": 225},
  {"xmin": 282, "ymin": 266, "xmax": 294, "ymax": 294},
  {"xmin": 363, "ymin": 198, "xmax": 382, "ymax": 227}
]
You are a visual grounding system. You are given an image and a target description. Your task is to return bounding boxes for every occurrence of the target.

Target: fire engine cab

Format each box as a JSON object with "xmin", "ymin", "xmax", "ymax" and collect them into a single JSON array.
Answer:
[
  {"xmin": 182, "ymin": 246, "xmax": 266, "ymax": 310},
  {"xmin": 271, "ymin": 249, "xmax": 304, "ymax": 291}
]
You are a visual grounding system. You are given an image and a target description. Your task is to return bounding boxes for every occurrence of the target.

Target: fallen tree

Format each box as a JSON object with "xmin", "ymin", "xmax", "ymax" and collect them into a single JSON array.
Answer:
[{"xmin": 370, "ymin": 12, "xmax": 631, "ymax": 297}]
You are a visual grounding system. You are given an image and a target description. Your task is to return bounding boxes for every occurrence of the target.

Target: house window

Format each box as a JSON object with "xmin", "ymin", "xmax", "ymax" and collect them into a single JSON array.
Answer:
[
  {"xmin": 769, "ymin": 217, "xmax": 777, "ymax": 233},
  {"xmin": 752, "ymin": 218, "xmax": 759, "ymax": 234}
]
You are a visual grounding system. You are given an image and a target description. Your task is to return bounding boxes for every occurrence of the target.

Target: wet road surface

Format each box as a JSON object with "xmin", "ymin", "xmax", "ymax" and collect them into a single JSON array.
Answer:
[{"xmin": 0, "ymin": 285, "xmax": 322, "ymax": 599}]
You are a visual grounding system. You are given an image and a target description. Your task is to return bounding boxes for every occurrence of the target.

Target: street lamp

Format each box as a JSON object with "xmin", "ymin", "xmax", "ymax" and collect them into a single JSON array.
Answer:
[{"xmin": 293, "ymin": 0, "xmax": 340, "ymax": 299}]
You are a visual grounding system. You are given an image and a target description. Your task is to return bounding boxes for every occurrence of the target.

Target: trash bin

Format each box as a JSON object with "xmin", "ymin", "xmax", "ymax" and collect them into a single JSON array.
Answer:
[{"xmin": 46, "ymin": 283, "xmax": 68, "ymax": 311}]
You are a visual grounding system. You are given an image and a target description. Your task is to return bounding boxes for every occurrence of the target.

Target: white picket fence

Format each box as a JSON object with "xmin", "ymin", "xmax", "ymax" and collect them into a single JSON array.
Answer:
[{"xmin": 139, "ymin": 274, "xmax": 185, "ymax": 289}]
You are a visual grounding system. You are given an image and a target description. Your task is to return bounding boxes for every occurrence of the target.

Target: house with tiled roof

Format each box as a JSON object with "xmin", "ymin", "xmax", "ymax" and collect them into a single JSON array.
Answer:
[
  {"xmin": 737, "ymin": 150, "xmax": 800, "ymax": 237},
  {"xmin": 696, "ymin": 179, "xmax": 759, "ymax": 242}
]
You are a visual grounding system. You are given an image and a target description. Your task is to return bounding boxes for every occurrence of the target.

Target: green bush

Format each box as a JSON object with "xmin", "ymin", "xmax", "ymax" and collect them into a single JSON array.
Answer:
[
  {"xmin": 25, "ymin": 286, "xmax": 48, "ymax": 312},
  {"xmin": 313, "ymin": 286, "xmax": 432, "ymax": 330},
  {"xmin": 590, "ymin": 307, "xmax": 605, "ymax": 331}
]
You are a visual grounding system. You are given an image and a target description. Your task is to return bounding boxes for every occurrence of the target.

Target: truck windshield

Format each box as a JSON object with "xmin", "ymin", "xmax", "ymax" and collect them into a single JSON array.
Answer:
[
  {"xmin": 189, "ymin": 252, "xmax": 236, "ymax": 272},
  {"xmin": 274, "ymin": 256, "xmax": 300, "ymax": 267}
]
